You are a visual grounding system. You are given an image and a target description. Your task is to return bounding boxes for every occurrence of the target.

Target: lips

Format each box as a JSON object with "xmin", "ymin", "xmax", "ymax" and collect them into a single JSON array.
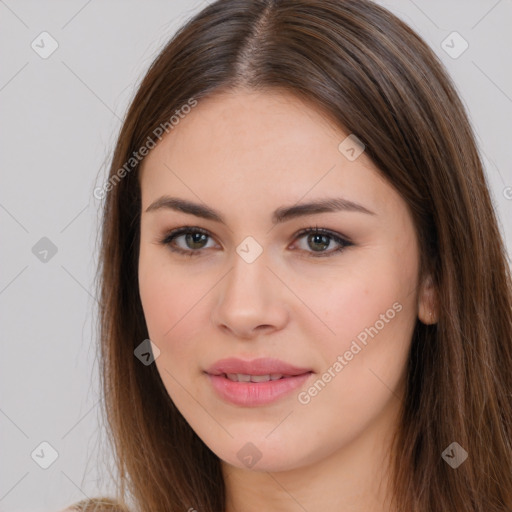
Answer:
[
  {"xmin": 205, "ymin": 357, "xmax": 312, "ymax": 377},
  {"xmin": 204, "ymin": 357, "xmax": 314, "ymax": 406}
]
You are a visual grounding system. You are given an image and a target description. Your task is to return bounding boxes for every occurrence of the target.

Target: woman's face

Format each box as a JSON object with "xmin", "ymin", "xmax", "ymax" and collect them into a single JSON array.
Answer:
[{"xmin": 138, "ymin": 89, "xmax": 424, "ymax": 473}]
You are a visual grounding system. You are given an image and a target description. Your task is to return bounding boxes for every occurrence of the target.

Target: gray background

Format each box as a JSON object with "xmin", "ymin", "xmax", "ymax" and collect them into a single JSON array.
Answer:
[{"xmin": 1, "ymin": 1, "xmax": 511, "ymax": 511}]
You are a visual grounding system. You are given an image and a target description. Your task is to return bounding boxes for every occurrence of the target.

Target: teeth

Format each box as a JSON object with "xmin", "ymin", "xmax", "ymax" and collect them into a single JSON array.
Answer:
[
  {"xmin": 225, "ymin": 373, "xmax": 285, "ymax": 382},
  {"xmin": 226, "ymin": 373, "xmax": 251, "ymax": 382}
]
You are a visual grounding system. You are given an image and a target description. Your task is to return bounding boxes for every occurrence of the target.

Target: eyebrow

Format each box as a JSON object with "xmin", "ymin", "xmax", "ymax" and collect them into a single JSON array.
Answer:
[{"xmin": 144, "ymin": 196, "xmax": 376, "ymax": 224}]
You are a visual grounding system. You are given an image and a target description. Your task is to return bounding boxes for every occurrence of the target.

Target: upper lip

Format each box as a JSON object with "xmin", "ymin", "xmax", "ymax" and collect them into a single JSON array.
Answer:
[{"xmin": 205, "ymin": 357, "xmax": 313, "ymax": 376}]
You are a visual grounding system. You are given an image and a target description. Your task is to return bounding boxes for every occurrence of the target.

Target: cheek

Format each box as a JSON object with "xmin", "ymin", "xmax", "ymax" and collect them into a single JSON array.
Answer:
[
  {"xmin": 138, "ymin": 250, "xmax": 210, "ymax": 360},
  {"xmin": 293, "ymin": 264, "xmax": 408, "ymax": 347},
  {"xmin": 293, "ymin": 269, "xmax": 414, "ymax": 438},
  {"xmin": 294, "ymin": 248, "xmax": 417, "ymax": 380},
  {"xmin": 138, "ymin": 257, "xmax": 219, "ymax": 422}
]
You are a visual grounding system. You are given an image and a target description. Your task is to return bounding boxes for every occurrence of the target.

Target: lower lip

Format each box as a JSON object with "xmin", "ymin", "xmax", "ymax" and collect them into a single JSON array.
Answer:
[{"xmin": 206, "ymin": 372, "xmax": 313, "ymax": 406}]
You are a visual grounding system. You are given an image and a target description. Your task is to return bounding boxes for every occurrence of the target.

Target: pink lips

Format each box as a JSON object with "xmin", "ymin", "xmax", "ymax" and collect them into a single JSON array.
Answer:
[{"xmin": 204, "ymin": 357, "xmax": 313, "ymax": 406}]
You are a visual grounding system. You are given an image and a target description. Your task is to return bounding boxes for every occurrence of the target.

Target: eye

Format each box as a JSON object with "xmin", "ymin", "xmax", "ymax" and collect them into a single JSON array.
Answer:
[
  {"xmin": 159, "ymin": 226, "xmax": 216, "ymax": 257},
  {"xmin": 292, "ymin": 226, "xmax": 353, "ymax": 257},
  {"xmin": 159, "ymin": 225, "xmax": 353, "ymax": 257}
]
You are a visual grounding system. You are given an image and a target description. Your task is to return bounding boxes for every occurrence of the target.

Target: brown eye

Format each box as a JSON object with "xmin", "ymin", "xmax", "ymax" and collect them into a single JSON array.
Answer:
[
  {"xmin": 160, "ymin": 226, "xmax": 352, "ymax": 258},
  {"xmin": 182, "ymin": 231, "xmax": 209, "ymax": 250},
  {"xmin": 307, "ymin": 233, "xmax": 331, "ymax": 252},
  {"xmin": 293, "ymin": 227, "xmax": 352, "ymax": 257},
  {"xmin": 161, "ymin": 227, "xmax": 216, "ymax": 257}
]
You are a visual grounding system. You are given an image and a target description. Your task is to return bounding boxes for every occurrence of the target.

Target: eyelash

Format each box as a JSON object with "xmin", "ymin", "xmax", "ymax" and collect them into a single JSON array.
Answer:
[{"xmin": 158, "ymin": 225, "xmax": 353, "ymax": 258}]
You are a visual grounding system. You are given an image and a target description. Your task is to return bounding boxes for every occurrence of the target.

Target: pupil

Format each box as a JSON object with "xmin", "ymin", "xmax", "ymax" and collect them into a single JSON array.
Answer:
[
  {"xmin": 309, "ymin": 234, "xmax": 329, "ymax": 251},
  {"xmin": 187, "ymin": 232, "xmax": 206, "ymax": 248}
]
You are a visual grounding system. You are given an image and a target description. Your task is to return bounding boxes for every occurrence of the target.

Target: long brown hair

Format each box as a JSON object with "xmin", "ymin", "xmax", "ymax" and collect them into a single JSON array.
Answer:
[{"xmin": 68, "ymin": 0, "xmax": 512, "ymax": 510}]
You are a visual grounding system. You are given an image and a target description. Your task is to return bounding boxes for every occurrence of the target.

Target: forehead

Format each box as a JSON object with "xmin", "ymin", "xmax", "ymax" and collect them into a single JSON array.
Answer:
[{"xmin": 139, "ymin": 89, "xmax": 398, "ymax": 219}]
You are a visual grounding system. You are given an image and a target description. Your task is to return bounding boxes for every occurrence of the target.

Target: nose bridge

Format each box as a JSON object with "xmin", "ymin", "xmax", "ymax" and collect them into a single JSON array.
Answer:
[
  {"xmin": 226, "ymin": 238, "xmax": 270, "ymax": 299},
  {"xmin": 212, "ymin": 237, "xmax": 288, "ymax": 336}
]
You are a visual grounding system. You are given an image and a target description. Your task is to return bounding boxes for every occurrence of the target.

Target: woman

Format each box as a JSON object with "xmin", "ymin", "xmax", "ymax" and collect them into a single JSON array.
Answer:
[{"xmin": 62, "ymin": 0, "xmax": 512, "ymax": 510}]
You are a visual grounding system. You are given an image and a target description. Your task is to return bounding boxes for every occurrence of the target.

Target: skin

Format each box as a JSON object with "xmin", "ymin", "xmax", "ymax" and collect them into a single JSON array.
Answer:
[{"xmin": 138, "ymin": 88, "xmax": 438, "ymax": 512}]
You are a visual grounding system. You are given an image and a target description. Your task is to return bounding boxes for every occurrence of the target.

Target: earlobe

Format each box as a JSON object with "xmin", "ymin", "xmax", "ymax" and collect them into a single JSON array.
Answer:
[{"xmin": 418, "ymin": 274, "xmax": 438, "ymax": 325}]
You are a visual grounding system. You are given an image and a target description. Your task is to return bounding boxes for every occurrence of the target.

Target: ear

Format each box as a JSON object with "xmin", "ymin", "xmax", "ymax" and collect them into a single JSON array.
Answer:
[{"xmin": 418, "ymin": 274, "xmax": 438, "ymax": 325}]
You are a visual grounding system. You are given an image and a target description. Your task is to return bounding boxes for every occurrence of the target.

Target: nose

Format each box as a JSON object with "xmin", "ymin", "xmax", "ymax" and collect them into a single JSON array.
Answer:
[{"xmin": 211, "ymin": 248, "xmax": 289, "ymax": 340}]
